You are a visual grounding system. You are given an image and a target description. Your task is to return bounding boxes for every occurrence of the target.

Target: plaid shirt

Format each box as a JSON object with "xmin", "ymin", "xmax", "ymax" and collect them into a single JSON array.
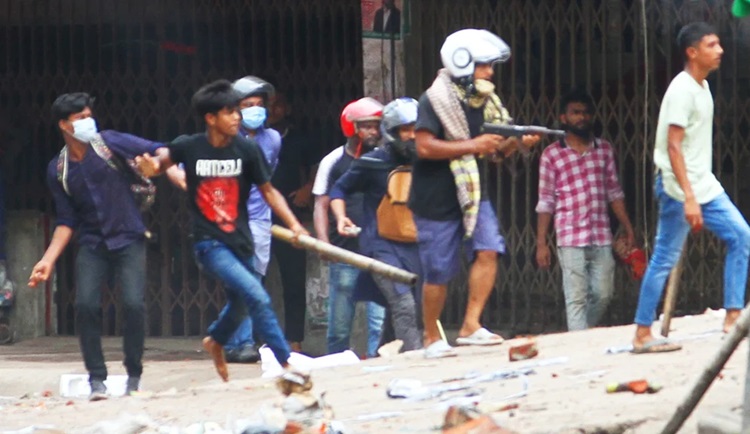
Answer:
[{"xmin": 536, "ymin": 138, "xmax": 624, "ymax": 247}]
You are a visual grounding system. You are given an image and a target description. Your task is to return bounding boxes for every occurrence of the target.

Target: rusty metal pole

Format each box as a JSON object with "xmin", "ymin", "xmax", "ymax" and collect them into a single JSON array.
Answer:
[{"xmin": 661, "ymin": 302, "xmax": 750, "ymax": 434}]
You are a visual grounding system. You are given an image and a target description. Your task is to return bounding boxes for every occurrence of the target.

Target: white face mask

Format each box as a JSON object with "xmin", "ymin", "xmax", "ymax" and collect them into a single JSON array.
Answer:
[{"xmin": 71, "ymin": 117, "xmax": 98, "ymax": 143}]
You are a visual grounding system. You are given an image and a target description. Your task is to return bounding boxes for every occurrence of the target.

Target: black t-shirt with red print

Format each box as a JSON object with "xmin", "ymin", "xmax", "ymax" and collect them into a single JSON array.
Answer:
[{"xmin": 167, "ymin": 133, "xmax": 271, "ymax": 258}]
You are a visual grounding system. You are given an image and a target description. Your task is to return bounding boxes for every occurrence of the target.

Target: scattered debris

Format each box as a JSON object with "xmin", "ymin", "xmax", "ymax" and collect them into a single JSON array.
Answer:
[
  {"xmin": 441, "ymin": 405, "xmax": 515, "ymax": 434},
  {"xmin": 376, "ymin": 340, "xmax": 404, "ymax": 358},
  {"xmin": 260, "ymin": 347, "xmax": 359, "ymax": 378},
  {"xmin": 388, "ymin": 366, "xmax": 533, "ymax": 402},
  {"xmin": 605, "ymin": 379, "xmax": 662, "ymax": 394},
  {"xmin": 0, "ymin": 426, "xmax": 65, "ymax": 434},
  {"xmin": 508, "ymin": 339, "xmax": 538, "ymax": 362},
  {"xmin": 567, "ymin": 369, "xmax": 609, "ymax": 381},
  {"xmin": 81, "ymin": 412, "xmax": 155, "ymax": 434}
]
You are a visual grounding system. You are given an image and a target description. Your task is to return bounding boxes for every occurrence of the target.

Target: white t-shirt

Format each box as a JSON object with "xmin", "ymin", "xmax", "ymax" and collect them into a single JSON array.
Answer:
[{"xmin": 653, "ymin": 71, "xmax": 723, "ymax": 204}]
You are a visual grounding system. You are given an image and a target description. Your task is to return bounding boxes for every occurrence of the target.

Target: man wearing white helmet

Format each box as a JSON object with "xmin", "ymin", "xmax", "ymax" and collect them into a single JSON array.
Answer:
[
  {"xmin": 328, "ymin": 97, "xmax": 423, "ymax": 353},
  {"xmin": 410, "ymin": 29, "xmax": 539, "ymax": 358}
]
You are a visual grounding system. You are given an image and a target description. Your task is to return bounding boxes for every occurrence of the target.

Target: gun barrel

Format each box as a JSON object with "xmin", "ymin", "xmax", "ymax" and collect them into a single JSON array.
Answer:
[
  {"xmin": 271, "ymin": 225, "xmax": 418, "ymax": 285},
  {"xmin": 482, "ymin": 123, "xmax": 566, "ymax": 137},
  {"xmin": 528, "ymin": 126, "xmax": 566, "ymax": 136}
]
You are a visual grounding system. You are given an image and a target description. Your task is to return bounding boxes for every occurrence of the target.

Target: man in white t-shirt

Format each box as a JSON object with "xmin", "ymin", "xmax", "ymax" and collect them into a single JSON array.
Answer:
[{"xmin": 631, "ymin": 22, "xmax": 750, "ymax": 354}]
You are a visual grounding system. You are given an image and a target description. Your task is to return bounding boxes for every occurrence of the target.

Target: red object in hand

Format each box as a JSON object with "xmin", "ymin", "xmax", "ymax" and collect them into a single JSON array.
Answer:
[
  {"xmin": 613, "ymin": 234, "xmax": 647, "ymax": 280},
  {"xmin": 624, "ymin": 248, "xmax": 647, "ymax": 280}
]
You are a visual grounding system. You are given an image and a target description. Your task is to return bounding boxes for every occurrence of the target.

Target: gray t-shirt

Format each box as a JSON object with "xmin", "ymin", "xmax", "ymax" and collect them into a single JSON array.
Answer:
[{"xmin": 653, "ymin": 71, "xmax": 723, "ymax": 204}]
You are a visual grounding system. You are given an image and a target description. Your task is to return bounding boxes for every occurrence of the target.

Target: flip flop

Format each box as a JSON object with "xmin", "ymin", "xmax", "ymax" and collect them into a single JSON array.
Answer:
[
  {"xmin": 455, "ymin": 327, "xmax": 504, "ymax": 346},
  {"xmin": 631, "ymin": 338, "xmax": 682, "ymax": 354},
  {"xmin": 424, "ymin": 340, "xmax": 458, "ymax": 359}
]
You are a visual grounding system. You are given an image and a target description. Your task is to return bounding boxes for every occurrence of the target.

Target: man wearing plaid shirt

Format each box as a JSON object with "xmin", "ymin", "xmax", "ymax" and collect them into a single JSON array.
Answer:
[{"xmin": 536, "ymin": 89, "xmax": 635, "ymax": 331}]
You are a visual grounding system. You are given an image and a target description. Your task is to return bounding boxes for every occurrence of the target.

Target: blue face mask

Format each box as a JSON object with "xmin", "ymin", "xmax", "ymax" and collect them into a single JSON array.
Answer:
[
  {"xmin": 241, "ymin": 106, "xmax": 267, "ymax": 130},
  {"xmin": 71, "ymin": 117, "xmax": 99, "ymax": 143}
]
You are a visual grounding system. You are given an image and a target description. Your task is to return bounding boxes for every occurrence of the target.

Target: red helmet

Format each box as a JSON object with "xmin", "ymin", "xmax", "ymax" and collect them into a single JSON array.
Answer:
[{"xmin": 340, "ymin": 97, "xmax": 384, "ymax": 138}]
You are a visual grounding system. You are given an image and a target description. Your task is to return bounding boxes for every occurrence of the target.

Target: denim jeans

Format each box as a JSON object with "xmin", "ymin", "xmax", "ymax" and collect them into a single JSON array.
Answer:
[
  {"xmin": 193, "ymin": 239, "xmax": 290, "ymax": 364},
  {"xmin": 326, "ymin": 262, "xmax": 385, "ymax": 356},
  {"xmin": 75, "ymin": 240, "xmax": 145, "ymax": 383},
  {"xmin": 557, "ymin": 246, "xmax": 615, "ymax": 331},
  {"xmin": 634, "ymin": 176, "xmax": 750, "ymax": 326},
  {"xmin": 225, "ymin": 316, "xmax": 254, "ymax": 350}
]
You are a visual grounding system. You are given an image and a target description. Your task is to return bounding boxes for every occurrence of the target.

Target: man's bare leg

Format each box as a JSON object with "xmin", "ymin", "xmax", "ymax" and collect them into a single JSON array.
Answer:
[
  {"xmin": 724, "ymin": 308, "xmax": 741, "ymax": 333},
  {"xmin": 459, "ymin": 250, "xmax": 497, "ymax": 338},
  {"xmin": 633, "ymin": 324, "xmax": 654, "ymax": 347},
  {"xmin": 632, "ymin": 324, "xmax": 681, "ymax": 352},
  {"xmin": 423, "ymin": 282, "xmax": 448, "ymax": 347}
]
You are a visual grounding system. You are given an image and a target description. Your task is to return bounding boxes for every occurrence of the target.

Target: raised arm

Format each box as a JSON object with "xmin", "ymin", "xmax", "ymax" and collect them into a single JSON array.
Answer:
[{"xmin": 415, "ymin": 130, "xmax": 508, "ymax": 160}]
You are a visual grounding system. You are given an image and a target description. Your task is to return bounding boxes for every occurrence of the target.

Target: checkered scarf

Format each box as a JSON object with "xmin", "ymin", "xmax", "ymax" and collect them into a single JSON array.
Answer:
[{"xmin": 426, "ymin": 69, "xmax": 509, "ymax": 237}]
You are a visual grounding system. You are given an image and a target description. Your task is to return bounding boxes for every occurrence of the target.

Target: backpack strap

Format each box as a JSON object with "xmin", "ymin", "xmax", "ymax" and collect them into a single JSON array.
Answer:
[
  {"xmin": 56, "ymin": 134, "xmax": 122, "ymax": 196},
  {"xmin": 56, "ymin": 146, "xmax": 70, "ymax": 195},
  {"xmin": 89, "ymin": 133, "xmax": 122, "ymax": 172}
]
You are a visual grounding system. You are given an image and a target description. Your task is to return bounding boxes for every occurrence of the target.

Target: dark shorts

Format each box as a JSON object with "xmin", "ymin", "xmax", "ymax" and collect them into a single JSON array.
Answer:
[{"xmin": 414, "ymin": 200, "xmax": 506, "ymax": 285}]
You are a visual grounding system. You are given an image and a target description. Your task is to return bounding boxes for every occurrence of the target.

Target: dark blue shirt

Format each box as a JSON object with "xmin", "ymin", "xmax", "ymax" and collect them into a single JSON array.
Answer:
[
  {"xmin": 330, "ymin": 147, "xmax": 422, "ymax": 297},
  {"xmin": 46, "ymin": 130, "xmax": 161, "ymax": 250},
  {"xmin": 329, "ymin": 148, "xmax": 394, "ymax": 256}
]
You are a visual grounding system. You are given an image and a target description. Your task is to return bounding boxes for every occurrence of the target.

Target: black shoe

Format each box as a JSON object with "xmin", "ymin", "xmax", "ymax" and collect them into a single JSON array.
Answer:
[
  {"xmin": 89, "ymin": 380, "xmax": 108, "ymax": 402},
  {"xmin": 236, "ymin": 345, "xmax": 260, "ymax": 363},
  {"xmin": 226, "ymin": 345, "xmax": 260, "ymax": 364},
  {"xmin": 125, "ymin": 377, "xmax": 140, "ymax": 396},
  {"xmin": 225, "ymin": 348, "xmax": 241, "ymax": 363}
]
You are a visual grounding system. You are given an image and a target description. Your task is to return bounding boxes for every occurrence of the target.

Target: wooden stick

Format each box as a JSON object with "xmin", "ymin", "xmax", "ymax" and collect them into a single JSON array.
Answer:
[
  {"xmin": 661, "ymin": 248, "xmax": 685, "ymax": 337},
  {"xmin": 271, "ymin": 225, "xmax": 418, "ymax": 285},
  {"xmin": 436, "ymin": 319, "xmax": 448, "ymax": 343},
  {"xmin": 661, "ymin": 302, "xmax": 750, "ymax": 433}
]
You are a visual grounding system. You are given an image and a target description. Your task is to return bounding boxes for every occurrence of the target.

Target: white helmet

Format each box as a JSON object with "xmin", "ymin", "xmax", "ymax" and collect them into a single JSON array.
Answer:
[{"xmin": 440, "ymin": 29, "xmax": 511, "ymax": 78}]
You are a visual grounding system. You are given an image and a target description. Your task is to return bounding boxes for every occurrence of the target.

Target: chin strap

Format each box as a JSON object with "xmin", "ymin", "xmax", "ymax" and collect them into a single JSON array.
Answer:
[{"xmin": 355, "ymin": 140, "xmax": 364, "ymax": 158}]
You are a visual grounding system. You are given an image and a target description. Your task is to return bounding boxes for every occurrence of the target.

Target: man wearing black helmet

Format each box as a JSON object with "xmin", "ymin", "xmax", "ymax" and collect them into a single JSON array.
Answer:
[{"xmin": 216, "ymin": 76, "xmax": 282, "ymax": 364}]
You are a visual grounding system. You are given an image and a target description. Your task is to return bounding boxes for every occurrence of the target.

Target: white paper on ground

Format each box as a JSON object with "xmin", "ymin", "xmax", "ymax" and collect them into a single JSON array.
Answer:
[
  {"xmin": 259, "ymin": 346, "xmax": 360, "ymax": 378},
  {"xmin": 59, "ymin": 374, "xmax": 135, "ymax": 398}
]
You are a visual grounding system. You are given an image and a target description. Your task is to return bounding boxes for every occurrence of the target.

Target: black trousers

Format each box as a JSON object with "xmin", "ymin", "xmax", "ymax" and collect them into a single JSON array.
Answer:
[
  {"xmin": 75, "ymin": 241, "xmax": 145, "ymax": 383},
  {"xmin": 271, "ymin": 236, "xmax": 307, "ymax": 342}
]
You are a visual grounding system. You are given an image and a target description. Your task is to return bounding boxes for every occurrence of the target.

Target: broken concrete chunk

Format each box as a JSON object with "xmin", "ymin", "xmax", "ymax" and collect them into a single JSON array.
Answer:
[
  {"xmin": 508, "ymin": 339, "xmax": 538, "ymax": 362},
  {"xmin": 442, "ymin": 405, "xmax": 515, "ymax": 434}
]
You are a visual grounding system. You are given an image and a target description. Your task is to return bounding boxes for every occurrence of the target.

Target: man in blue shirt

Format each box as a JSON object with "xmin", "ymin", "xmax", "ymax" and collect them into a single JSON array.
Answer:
[
  {"xmin": 28, "ymin": 92, "xmax": 173, "ymax": 400},
  {"xmin": 221, "ymin": 76, "xmax": 282, "ymax": 364}
]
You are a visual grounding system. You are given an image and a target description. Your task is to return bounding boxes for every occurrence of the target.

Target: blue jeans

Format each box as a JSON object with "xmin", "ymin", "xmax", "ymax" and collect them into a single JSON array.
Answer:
[
  {"xmin": 75, "ymin": 240, "xmax": 145, "ymax": 382},
  {"xmin": 634, "ymin": 176, "xmax": 750, "ymax": 326},
  {"xmin": 557, "ymin": 246, "xmax": 615, "ymax": 331},
  {"xmin": 327, "ymin": 262, "xmax": 385, "ymax": 356},
  {"xmin": 193, "ymin": 240, "xmax": 290, "ymax": 364},
  {"xmin": 225, "ymin": 317, "xmax": 254, "ymax": 350}
]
